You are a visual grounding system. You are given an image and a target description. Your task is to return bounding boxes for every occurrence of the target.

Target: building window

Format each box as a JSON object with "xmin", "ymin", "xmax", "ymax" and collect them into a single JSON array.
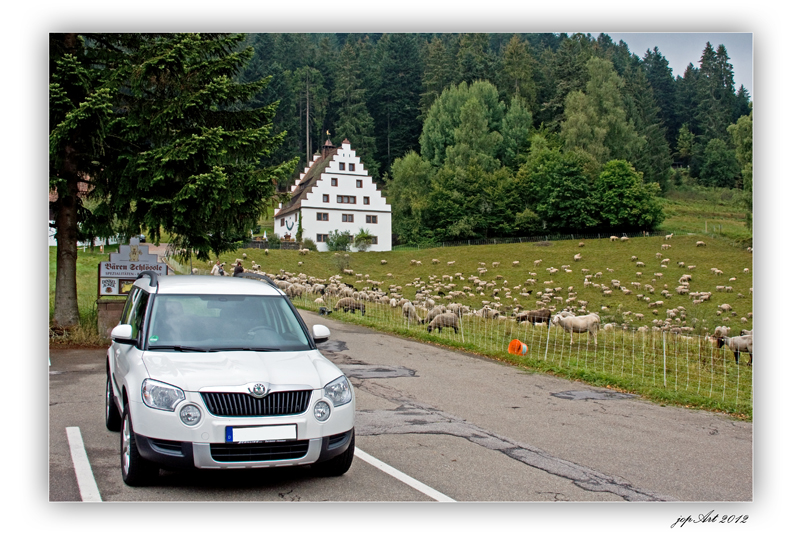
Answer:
[
  {"xmin": 331, "ymin": 178, "xmax": 338, "ymax": 187},
  {"xmin": 337, "ymin": 195, "xmax": 356, "ymax": 204},
  {"xmin": 342, "ymin": 214, "xmax": 354, "ymax": 223},
  {"xmin": 363, "ymin": 196, "xmax": 370, "ymax": 205},
  {"xmin": 281, "ymin": 218, "xmax": 285, "ymax": 227},
  {"xmin": 356, "ymin": 179, "xmax": 363, "ymax": 188},
  {"xmin": 316, "ymin": 234, "xmax": 328, "ymax": 243},
  {"xmin": 339, "ymin": 162, "xmax": 345, "ymax": 171},
  {"xmin": 349, "ymin": 163, "xmax": 355, "ymax": 172},
  {"xmin": 322, "ymin": 194, "xmax": 329, "ymax": 203},
  {"xmin": 317, "ymin": 212, "xmax": 328, "ymax": 221},
  {"xmin": 349, "ymin": 235, "xmax": 354, "ymax": 243},
  {"xmin": 371, "ymin": 237, "xmax": 378, "ymax": 245},
  {"xmin": 366, "ymin": 215, "xmax": 378, "ymax": 224}
]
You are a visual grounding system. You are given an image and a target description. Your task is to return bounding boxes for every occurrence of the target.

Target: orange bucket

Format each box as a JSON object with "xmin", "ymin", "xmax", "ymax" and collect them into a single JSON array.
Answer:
[{"xmin": 508, "ymin": 339, "xmax": 528, "ymax": 356}]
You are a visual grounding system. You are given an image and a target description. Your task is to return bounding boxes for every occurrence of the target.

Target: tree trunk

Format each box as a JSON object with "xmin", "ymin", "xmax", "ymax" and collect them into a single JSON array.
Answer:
[{"xmin": 52, "ymin": 146, "xmax": 81, "ymax": 329}]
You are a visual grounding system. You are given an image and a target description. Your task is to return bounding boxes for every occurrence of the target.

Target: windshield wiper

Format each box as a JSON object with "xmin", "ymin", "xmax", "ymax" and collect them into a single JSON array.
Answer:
[
  {"xmin": 212, "ymin": 347, "xmax": 281, "ymax": 352},
  {"xmin": 148, "ymin": 345, "xmax": 219, "ymax": 352}
]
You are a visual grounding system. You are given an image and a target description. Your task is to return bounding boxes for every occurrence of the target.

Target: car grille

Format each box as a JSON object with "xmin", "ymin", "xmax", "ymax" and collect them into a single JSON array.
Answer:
[
  {"xmin": 210, "ymin": 441, "xmax": 310, "ymax": 462},
  {"xmin": 201, "ymin": 390, "xmax": 312, "ymax": 417}
]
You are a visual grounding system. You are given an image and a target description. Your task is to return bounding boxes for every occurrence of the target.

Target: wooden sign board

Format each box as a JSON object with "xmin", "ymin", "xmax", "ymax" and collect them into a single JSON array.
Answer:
[{"xmin": 98, "ymin": 238, "xmax": 167, "ymax": 296}]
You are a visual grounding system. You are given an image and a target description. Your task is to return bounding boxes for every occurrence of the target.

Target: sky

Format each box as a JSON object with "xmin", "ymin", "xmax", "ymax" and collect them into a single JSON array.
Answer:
[{"xmin": 602, "ymin": 32, "xmax": 754, "ymax": 100}]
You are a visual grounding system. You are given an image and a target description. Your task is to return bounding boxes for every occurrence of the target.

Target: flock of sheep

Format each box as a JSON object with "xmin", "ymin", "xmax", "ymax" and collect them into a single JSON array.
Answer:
[{"xmin": 212, "ymin": 235, "xmax": 753, "ymax": 366}]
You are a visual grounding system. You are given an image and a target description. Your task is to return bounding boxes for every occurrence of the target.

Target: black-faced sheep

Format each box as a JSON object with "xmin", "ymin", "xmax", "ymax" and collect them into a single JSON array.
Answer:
[
  {"xmin": 716, "ymin": 335, "xmax": 753, "ymax": 365},
  {"xmin": 334, "ymin": 297, "xmax": 365, "ymax": 315},
  {"xmin": 427, "ymin": 313, "xmax": 460, "ymax": 334}
]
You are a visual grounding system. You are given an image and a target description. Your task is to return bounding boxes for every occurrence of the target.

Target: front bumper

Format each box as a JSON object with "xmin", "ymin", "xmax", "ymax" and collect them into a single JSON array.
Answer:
[
  {"xmin": 127, "ymin": 387, "xmax": 355, "ymax": 470},
  {"xmin": 135, "ymin": 428, "xmax": 354, "ymax": 470}
]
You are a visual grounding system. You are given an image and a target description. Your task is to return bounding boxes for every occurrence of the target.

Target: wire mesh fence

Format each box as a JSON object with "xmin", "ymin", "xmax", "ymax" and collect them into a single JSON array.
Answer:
[{"xmin": 289, "ymin": 290, "xmax": 752, "ymax": 416}]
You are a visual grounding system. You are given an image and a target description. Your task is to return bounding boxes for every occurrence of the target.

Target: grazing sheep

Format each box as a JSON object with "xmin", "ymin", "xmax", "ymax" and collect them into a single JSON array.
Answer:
[
  {"xmin": 716, "ymin": 335, "xmax": 753, "ymax": 365},
  {"xmin": 713, "ymin": 325, "xmax": 731, "ymax": 338},
  {"xmin": 573, "ymin": 254, "xmax": 582, "ymax": 261},
  {"xmin": 432, "ymin": 259, "xmax": 440, "ymax": 264},
  {"xmin": 380, "ymin": 259, "xmax": 388, "ymax": 265},
  {"xmin": 402, "ymin": 301, "xmax": 423, "ymax": 324},
  {"xmin": 516, "ymin": 308, "xmax": 551, "ymax": 327},
  {"xmin": 334, "ymin": 297, "xmax": 365, "ymax": 316},
  {"xmin": 512, "ymin": 261, "xmax": 520, "ymax": 267},
  {"xmin": 696, "ymin": 241, "xmax": 707, "ymax": 246},
  {"xmin": 620, "ymin": 236, "xmax": 629, "ymax": 242},
  {"xmin": 578, "ymin": 242, "xmax": 585, "ymax": 247},
  {"xmin": 492, "ymin": 262, "xmax": 500, "ymax": 268},
  {"xmin": 665, "ymin": 233, "xmax": 673, "ymax": 240},
  {"xmin": 610, "ymin": 236, "xmax": 618, "ymax": 241},
  {"xmin": 447, "ymin": 261, "xmax": 456, "ymax": 266},
  {"xmin": 427, "ymin": 313, "xmax": 460, "ymax": 334},
  {"xmin": 552, "ymin": 313, "xmax": 601, "ymax": 345}
]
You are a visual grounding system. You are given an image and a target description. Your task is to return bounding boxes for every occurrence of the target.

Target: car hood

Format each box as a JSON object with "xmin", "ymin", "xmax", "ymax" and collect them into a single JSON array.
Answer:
[{"xmin": 141, "ymin": 349, "xmax": 344, "ymax": 391}]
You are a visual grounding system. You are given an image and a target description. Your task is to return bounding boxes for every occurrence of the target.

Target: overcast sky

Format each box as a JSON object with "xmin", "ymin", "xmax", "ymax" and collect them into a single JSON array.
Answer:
[{"xmin": 602, "ymin": 32, "xmax": 754, "ymax": 100}]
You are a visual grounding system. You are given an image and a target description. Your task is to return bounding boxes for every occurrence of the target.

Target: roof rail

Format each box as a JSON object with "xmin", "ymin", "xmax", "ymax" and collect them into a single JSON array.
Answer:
[
  {"xmin": 137, "ymin": 271, "xmax": 159, "ymax": 288},
  {"xmin": 234, "ymin": 271, "xmax": 278, "ymax": 288}
]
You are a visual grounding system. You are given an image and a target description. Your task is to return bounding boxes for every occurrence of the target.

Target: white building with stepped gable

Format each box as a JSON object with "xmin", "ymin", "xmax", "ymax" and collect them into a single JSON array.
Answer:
[{"xmin": 273, "ymin": 139, "xmax": 392, "ymax": 252}]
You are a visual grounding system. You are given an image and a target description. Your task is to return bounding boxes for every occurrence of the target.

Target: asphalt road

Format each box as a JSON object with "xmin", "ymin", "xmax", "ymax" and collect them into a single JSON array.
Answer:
[{"xmin": 48, "ymin": 308, "xmax": 752, "ymax": 503}]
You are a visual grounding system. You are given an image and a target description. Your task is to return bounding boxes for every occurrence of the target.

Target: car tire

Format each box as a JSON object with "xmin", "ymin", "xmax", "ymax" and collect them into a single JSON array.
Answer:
[
  {"xmin": 120, "ymin": 406, "xmax": 159, "ymax": 486},
  {"xmin": 105, "ymin": 372, "xmax": 122, "ymax": 431},
  {"xmin": 313, "ymin": 433, "xmax": 355, "ymax": 477}
]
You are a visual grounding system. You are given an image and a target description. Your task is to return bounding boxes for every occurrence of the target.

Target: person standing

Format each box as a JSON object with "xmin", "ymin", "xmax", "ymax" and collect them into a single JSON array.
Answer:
[
  {"xmin": 233, "ymin": 260, "xmax": 244, "ymax": 276},
  {"xmin": 210, "ymin": 260, "xmax": 221, "ymax": 276}
]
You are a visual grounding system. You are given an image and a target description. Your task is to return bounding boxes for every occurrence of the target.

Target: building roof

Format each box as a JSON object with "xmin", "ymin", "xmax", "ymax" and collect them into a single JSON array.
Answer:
[{"xmin": 275, "ymin": 139, "xmax": 345, "ymax": 218}]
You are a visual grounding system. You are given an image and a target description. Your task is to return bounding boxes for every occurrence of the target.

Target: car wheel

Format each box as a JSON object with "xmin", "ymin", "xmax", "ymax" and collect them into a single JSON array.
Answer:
[
  {"xmin": 120, "ymin": 406, "xmax": 158, "ymax": 486},
  {"xmin": 105, "ymin": 372, "xmax": 122, "ymax": 431},
  {"xmin": 313, "ymin": 433, "xmax": 355, "ymax": 477}
]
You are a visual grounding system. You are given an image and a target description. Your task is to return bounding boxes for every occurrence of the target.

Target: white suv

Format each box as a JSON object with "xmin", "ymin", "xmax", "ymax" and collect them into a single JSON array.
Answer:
[{"xmin": 105, "ymin": 271, "xmax": 355, "ymax": 486}]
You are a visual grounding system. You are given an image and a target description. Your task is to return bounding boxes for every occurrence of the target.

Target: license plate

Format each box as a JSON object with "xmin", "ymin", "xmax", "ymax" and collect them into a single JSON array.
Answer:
[{"xmin": 225, "ymin": 424, "xmax": 297, "ymax": 443}]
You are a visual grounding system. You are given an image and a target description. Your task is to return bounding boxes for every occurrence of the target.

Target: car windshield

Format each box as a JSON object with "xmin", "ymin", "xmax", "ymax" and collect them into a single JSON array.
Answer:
[{"xmin": 146, "ymin": 294, "xmax": 312, "ymax": 352}]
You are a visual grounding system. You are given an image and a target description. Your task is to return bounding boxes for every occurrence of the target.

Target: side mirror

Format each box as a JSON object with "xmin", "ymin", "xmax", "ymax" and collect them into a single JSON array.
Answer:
[
  {"xmin": 111, "ymin": 324, "xmax": 137, "ymax": 345},
  {"xmin": 311, "ymin": 324, "xmax": 330, "ymax": 344}
]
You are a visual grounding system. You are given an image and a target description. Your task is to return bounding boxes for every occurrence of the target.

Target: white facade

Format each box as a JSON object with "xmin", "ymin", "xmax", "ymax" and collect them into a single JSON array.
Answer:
[{"xmin": 274, "ymin": 140, "xmax": 392, "ymax": 252}]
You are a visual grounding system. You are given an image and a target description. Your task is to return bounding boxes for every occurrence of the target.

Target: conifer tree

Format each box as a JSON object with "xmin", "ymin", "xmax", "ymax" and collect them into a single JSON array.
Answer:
[
  {"xmin": 332, "ymin": 42, "xmax": 378, "ymax": 175},
  {"xmin": 95, "ymin": 33, "xmax": 297, "ymax": 259}
]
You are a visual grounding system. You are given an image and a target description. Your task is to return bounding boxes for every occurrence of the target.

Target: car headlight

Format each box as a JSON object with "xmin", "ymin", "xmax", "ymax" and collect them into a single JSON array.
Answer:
[
  {"xmin": 142, "ymin": 379, "xmax": 185, "ymax": 411},
  {"xmin": 323, "ymin": 375, "xmax": 352, "ymax": 407}
]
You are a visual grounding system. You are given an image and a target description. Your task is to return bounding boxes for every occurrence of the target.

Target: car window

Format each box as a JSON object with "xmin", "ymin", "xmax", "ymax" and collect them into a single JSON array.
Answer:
[
  {"xmin": 146, "ymin": 294, "xmax": 311, "ymax": 352},
  {"xmin": 120, "ymin": 287, "xmax": 140, "ymax": 325},
  {"xmin": 129, "ymin": 290, "xmax": 150, "ymax": 343}
]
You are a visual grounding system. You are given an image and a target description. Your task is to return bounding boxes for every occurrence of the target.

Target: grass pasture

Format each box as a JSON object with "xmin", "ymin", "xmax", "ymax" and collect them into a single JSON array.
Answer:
[{"xmin": 51, "ymin": 232, "xmax": 753, "ymax": 418}]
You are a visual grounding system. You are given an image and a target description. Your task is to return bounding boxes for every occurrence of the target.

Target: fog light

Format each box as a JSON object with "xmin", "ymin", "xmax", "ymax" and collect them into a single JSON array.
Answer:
[
  {"xmin": 314, "ymin": 400, "xmax": 331, "ymax": 421},
  {"xmin": 180, "ymin": 404, "xmax": 202, "ymax": 426}
]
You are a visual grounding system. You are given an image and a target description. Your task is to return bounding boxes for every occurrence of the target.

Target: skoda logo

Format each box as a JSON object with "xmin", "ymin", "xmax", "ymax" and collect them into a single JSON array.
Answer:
[{"xmin": 248, "ymin": 383, "xmax": 269, "ymax": 398}]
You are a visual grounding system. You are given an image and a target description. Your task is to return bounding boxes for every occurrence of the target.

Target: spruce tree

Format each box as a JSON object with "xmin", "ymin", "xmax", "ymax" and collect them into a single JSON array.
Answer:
[{"xmin": 95, "ymin": 33, "xmax": 297, "ymax": 259}]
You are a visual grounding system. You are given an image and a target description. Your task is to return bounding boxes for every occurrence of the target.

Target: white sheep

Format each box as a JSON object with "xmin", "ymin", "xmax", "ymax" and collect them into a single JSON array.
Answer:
[
  {"xmin": 717, "ymin": 335, "xmax": 753, "ymax": 365},
  {"xmin": 551, "ymin": 312, "xmax": 600, "ymax": 345}
]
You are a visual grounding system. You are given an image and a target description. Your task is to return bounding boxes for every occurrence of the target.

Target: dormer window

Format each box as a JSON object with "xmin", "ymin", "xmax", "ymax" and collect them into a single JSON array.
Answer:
[
  {"xmin": 349, "ymin": 163, "xmax": 355, "ymax": 172},
  {"xmin": 339, "ymin": 163, "xmax": 345, "ymax": 171}
]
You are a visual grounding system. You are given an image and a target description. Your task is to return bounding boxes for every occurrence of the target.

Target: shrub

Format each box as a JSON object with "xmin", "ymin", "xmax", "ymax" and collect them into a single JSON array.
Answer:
[{"xmin": 328, "ymin": 230, "xmax": 351, "ymax": 252}]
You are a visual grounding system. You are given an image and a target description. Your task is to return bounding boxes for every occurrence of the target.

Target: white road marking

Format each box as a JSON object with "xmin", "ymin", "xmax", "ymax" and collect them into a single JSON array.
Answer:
[
  {"xmin": 66, "ymin": 427, "xmax": 102, "ymax": 502},
  {"xmin": 355, "ymin": 447, "xmax": 456, "ymax": 502}
]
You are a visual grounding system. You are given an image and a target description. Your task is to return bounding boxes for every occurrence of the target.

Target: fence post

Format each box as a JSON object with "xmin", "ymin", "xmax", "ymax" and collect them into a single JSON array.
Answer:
[
  {"xmin": 544, "ymin": 323, "xmax": 551, "ymax": 361},
  {"xmin": 662, "ymin": 331, "xmax": 667, "ymax": 387}
]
